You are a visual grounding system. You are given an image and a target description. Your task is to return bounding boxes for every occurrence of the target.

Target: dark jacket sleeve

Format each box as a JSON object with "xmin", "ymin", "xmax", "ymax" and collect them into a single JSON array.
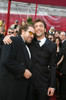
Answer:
[
  {"xmin": 1, "ymin": 38, "xmax": 25, "ymax": 78},
  {"xmin": 49, "ymin": 43, "xmax": 57, "ymax": 88},
  {"xmin": 0, "ymin": 34, "xmax": 4, "ymax": 45}
]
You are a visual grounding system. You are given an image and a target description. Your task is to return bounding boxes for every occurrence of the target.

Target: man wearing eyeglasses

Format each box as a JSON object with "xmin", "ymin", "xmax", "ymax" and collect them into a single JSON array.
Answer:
[
  {"xmin": 2, "ymin": 19, "xmax": 57, "ymax": 100},
  {"xmin": 7, "ymin": 28, "xmax": 14, "ymax": 35},
  {"xmin": 48, "ymin": 34, "xmax": 55, "ymax": 42},
  {"xmin": 0, "ymin": 24, "xmax": 35, "ymax": 100}
]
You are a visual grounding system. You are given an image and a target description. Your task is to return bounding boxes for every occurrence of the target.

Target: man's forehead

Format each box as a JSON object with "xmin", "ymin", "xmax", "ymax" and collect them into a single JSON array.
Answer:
[
  {"xmin": 28, "ymin": 26, "xmax": 34, "ymax": 30},
  {"xmin": 34, "ymin": 22, "xmax": 44, "ymax": 27},
  {"xmin": 27, "ymin": 27, "xmax": 35, "ymax": 33},
  {"xmin": 8, "ymin": 29, "xmax": 13, "ymax": 32},
  {"xmin": 60, "ymin": 32, "xmax": 65, "ymax": 35}
]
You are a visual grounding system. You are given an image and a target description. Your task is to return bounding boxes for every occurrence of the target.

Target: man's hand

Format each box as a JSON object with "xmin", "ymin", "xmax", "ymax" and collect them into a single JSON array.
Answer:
[
  {"xmin": 3, "ymin": 34, "xmax": 14, "ymax": 44},
  {"xmin": 24, "ymin": 69, "xmax": 32, "ymax": 79},
  {"xmin": 47, "ymin": 87, "xmax": 55, "ymax": 96}
]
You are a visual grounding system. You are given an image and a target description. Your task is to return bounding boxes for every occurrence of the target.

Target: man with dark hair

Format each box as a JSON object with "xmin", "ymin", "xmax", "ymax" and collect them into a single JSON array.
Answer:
[
  {"xmin": 29, "ymin": 19, "xmax": 57, "ymax": 100},
  {"xmin": 0, "ymin": 24, "xmax": 34, "ymax": 100},
  {"xmin": 3, "ymin": 19, "xmax": 57, "ymax": 100},
  {"xmin": 48, "ymin": 34, "xmax": 55, "ymax": 42},
  {"xmin": 7, "ymin": 28, "xmax": 14, "ymax": 35}
]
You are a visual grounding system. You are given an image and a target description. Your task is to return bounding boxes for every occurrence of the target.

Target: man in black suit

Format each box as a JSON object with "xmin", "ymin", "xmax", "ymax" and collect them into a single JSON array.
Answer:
[
  {"xmin": 60, "ymin": 31, "xmax": 66, "ymax": 100},
  {"xmin": 3, "ymin": 19, "xmax": 57, "ymax": 100},
  {"xmin": 28, "ymin": 19, "xmax": 57, "ymax": 100},
  {"xmin": 0, "ymin": 24, "xmax": 34, "ymax": 100}
]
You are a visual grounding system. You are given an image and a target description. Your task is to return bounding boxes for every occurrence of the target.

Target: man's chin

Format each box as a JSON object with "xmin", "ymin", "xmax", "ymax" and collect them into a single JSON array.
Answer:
[
  {"xmin": 36, "ymin": 35, "xmax": 41, "ymax": 37},
  {"xmin": 27, "ymin": 40, "xmax": 32, "ymax": 44}
]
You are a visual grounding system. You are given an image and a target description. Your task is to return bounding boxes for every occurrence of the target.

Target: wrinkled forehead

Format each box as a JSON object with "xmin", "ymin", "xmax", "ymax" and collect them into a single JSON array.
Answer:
[{"xmin": 27, "ymin": 26, "xmax": 34, "ymax": 32}]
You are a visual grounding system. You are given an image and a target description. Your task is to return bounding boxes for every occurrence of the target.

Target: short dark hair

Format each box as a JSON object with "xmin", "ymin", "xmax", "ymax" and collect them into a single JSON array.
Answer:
[
  {"xmin": 19, "ymin": 24, "xmax": 34, "ymax": 34},
  {"xmin": 34, "ymin": 19, "xmax": 46, "ymax": 28}
]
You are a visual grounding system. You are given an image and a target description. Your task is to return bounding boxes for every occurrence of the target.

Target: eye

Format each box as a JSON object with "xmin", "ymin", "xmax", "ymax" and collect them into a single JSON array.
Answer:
[{"xmin": 29, "ymin": 31, "xmax": 34, "ymax": 36}]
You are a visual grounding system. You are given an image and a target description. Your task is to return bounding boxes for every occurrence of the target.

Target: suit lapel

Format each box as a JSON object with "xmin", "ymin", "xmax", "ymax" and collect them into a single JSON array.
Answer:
[
  {"xmin": 18, "ymin": 35, "xmax": 30, "ymax": 65},
  {"xmin": 44, "ymin": 38, "xmax": 49, "ymax": 45},
  {"xmin": 33, "ymin": 37, "xmax": 49, "ymax": 47}
]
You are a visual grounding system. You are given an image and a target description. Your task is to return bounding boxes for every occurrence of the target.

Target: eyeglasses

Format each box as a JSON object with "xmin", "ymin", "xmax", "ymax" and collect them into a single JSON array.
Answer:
[
  {"xmin": 14, "ymin": 31, "xmax": 19, "ymax": 33},
  {"xmin": 28, "ymin": 31, "xmax": 35, "ymax": 36},
  {"xmin": 8, "ymin": 31, "xmax": 14, "ymax": 34}
]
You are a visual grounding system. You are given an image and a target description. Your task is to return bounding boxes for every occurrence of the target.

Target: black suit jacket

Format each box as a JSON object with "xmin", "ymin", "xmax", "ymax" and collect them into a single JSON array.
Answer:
[
  {"xmin": 29, "ymin": 38, "xmax": 57, "ymax": 91},
  {"xmin": 61, "ymin": 40, "xmax": 66, "ymax": 74},
  {"xmin": 0, "ymin": 35, "xmax": 32, "ymax": 100},
  {"xmin": 0, "ymin": 34, "xmax": 4, "ymax": 59}
]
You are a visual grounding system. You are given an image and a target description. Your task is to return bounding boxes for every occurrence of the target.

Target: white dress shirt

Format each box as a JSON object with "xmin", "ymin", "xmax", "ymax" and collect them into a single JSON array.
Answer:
[
  {"xmin": 38, "ymin": 37, "xmax": 55, "ymax": 90},
  {"xmin": 38, "ymin": 37, "xmax": 46, "ymax": 47},
  {"xmin": 62, "ymin": 39, "xmax": 66, "ymax": 43},
  {"xmin": 25, "ymin": 45, "xmax": 31, "ymax": 59},
  {"xmin": 21, "ymin": 36, "xmax": 31, "ymax": 59}
]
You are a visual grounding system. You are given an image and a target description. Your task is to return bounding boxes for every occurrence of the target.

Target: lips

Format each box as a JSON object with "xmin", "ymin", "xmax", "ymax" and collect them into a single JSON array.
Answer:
[{"xmin": 36, "ymin": 30, "xmax": 42, "ymax": 33}]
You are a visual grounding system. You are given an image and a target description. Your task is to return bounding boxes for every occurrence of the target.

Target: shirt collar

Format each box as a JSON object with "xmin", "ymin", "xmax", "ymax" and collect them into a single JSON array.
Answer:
[
  {"xmin": 62, "ymin": 39, "xmax": 66, "ymax": 43},
  {"xmin": 38, "ymin": 37, "xmax": 46, "ymax": 47}
]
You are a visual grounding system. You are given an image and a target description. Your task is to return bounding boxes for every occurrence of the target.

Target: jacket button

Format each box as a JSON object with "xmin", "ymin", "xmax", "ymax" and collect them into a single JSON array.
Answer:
[{"xmin": 21, "ymin": 62, "xmax": 24, "ymax": 65}]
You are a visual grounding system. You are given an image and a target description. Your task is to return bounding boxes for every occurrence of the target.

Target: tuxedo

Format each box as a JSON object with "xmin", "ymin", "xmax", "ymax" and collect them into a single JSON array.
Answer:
[
  {"xmin": 29, "ymin": 37, "xmax": 57, "ymax": 100},
  {"xmin": 0, "ymin": 35, "xmax": 32, "ymax": 100}
]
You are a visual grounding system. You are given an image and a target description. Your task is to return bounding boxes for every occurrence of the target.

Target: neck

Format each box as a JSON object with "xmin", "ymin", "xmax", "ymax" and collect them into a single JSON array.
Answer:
[
  {"xmin": 36, "ymin": 35, "xmax": 45, "ymax": 40},
  {"xmin": 57, "ymin": 45, "xmax": 59, "ymax": 48},
  {"xmin": 21, "ymin": 34, "xmax": 25, "ymax": 42}
]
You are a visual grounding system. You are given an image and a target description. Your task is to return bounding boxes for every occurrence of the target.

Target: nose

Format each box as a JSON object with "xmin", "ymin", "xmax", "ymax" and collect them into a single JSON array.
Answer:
[{"xmin": 36, "ymin": 26, "xmax": 40, "ymax": 30}]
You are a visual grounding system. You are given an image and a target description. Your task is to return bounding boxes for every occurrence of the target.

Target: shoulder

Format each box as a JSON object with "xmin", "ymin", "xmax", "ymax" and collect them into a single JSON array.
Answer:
[
  {"xmin": 63, "ymin": 40, "xmax": 66, "ymax": 45},
  {"xmin": 46, "ymin": 38, "xmax": 56, "ymax": 47},
  {"xmin": 46, "ymin": 38, "xmax": 57, "ymax": 52},
  {"xmin": 10, "ymin": 35, "xmax": 21, "ymax": 44},
  {"xmin": 10, "ymin": 36, "xmax": 19, "ymax": 41},
  {"xmin": 2, "ymin": 36, "xmax": 20, "ymax": 52},
  {"xmin": 10, "ymin": 35, "xmax": 24, "ymax": 48}
]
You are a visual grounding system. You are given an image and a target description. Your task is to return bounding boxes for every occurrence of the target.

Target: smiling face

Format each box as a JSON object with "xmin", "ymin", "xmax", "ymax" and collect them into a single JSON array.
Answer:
[
  {"xmin": 34, "ymin": 21, "xmax": 46, "ymax": 40},
  {"xmin": 22, "ymin": 26, "xmax": 35, "ymax": 43}
]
